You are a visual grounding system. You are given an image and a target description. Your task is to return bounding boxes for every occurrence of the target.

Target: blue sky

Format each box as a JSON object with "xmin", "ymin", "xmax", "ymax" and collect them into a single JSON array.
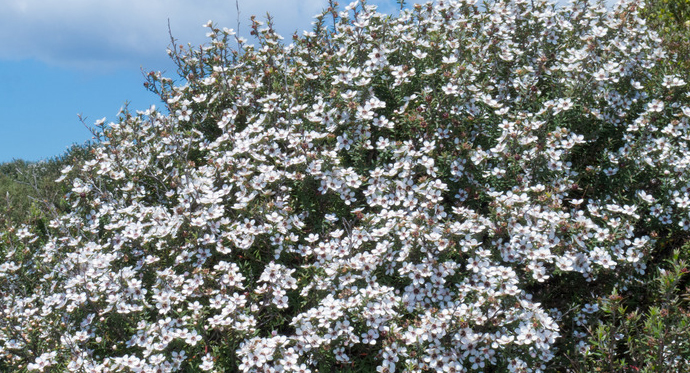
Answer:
[{"xmin": 0, "ymin": 0, "xmax": 615, "ymax": 163}]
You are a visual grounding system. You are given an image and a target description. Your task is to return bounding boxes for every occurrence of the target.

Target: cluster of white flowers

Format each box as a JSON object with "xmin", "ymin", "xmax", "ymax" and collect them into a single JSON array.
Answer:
[{"xmin": 2, "ymin": 0, "xmax": 690, "ymax": 371}]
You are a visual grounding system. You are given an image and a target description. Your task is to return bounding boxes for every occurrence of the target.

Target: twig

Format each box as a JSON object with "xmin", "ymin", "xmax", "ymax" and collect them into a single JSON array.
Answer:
[{"xmin": 236, "ymin": 0, "xmax": 243, "ymax": 53}]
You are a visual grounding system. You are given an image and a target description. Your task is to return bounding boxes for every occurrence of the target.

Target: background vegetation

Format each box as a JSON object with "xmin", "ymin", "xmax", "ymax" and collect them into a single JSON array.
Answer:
[
  {"xmin": 0, "ymin": 144, "xmax": 90, "ymax": 227},
  {"xmin": 641, "ymin": 0, "xmax": 690, "ymax": 72}
]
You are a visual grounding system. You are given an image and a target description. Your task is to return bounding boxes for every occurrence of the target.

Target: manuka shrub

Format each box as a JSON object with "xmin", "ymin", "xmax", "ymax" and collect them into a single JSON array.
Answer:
[{"xmin": 1, "ymin": 0, "xmax": 690, "ymax": 372}]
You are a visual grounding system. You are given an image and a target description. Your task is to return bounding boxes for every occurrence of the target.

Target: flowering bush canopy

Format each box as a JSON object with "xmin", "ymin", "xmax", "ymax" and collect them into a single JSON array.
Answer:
[{"xmin": 2, "ymin": 0, "xmax": 690, "ymax": 371}]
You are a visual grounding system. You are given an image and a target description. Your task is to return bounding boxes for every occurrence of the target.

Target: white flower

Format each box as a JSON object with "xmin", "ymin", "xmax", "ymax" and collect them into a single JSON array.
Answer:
[
  {"xmin": 682, "ymin": 106, "xmax": 690, "ymax": 117},
  {"xmin": 647, "ymin": 99, "xmax": 664, "ymax": 112},
  {"xmin": 411, "ymin": 49, "xmax": 428, "ymax": 59},
  {"xmin": 199, "ymin": 354, "xmax": 215, "ymax": 371},
  {"xmin": 442, "ymin": 82, "xmax": 459, "ymax": 95},
  {"xmin": 337, "ymin": 134, "xmax": 352, "ymax": 151}
]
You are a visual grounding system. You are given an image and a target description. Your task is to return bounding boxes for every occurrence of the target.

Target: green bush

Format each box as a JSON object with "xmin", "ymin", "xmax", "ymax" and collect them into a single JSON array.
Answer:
[
  {"xmin": 641, "ymin": 0, "xmax": 690, "ymax": 72},
  {"xmin": 0, "ymin": 143, "xmax": 91, "ymax": 227}
]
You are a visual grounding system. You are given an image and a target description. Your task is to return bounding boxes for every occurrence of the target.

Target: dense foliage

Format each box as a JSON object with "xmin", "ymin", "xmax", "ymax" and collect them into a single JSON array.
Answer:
[
  {"xmin": 1, "ymin": 0, "xmax": 690, "ymax": 371},
  {"xmin": 641, "ymin": 0, "xmax": 690, "ymax": 72},
  {"xmin": 573, "ymin": 244, "xmax": 690, "ymax": 373},
  {"xmin": 0, "ymin": 160, "xmax": 45, "ymax": 226}
]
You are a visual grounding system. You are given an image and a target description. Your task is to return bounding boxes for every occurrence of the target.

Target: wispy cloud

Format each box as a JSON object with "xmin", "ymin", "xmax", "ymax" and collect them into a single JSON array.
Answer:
[{"xmin": 0, "ymin": 0, "xmax": 340, "ymax": 71}]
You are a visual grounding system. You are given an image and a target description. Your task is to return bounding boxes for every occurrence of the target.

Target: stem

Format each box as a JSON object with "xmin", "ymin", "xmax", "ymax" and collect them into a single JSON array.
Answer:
[
  {"xmin": 608, "ymin": 303, "xmax": 617, "ymax": 373},
  {"xmin": 655, "ymin": 275, "xmax": 680, "ymax": 370}
]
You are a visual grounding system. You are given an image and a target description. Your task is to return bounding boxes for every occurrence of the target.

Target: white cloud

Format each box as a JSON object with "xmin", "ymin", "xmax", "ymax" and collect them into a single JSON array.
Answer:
[{"xmin": 0, "ymin": 0, "xmax": 338, "ymax": 71}]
